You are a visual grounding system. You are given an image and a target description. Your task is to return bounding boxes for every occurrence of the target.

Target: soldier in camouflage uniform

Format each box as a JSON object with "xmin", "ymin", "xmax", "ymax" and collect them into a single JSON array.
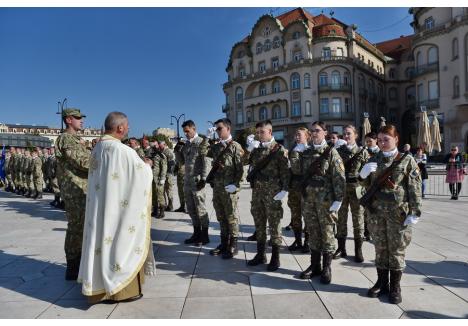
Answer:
[
  {"xmin": 142, "ymin": 138, "xmax": 153, "ymax": 158},
  {"xmin": 41, "ymin": 148, "xmax": 50, "ymax": 192},
  {"xmin": 48, "ymin": 147, "xmax": 62, "ymax": 207},
  {"xmin": 151, "ymin": 142, "xmax": 167, "ymax": 219},
  {"xmin": 246, "ymin": 120, "xmax": 289, "ymax": 271},
  {"xmin": 129, "ymin": 137, "xmax": 146, "ymax": 160},
  {"xmin": 333, "ymin": 125, "xmax": 369, "ymax": 263},
  {"xmin": 5, "ymin": 148, "xmax": 15, "ymax": 192},
  {"xmin": 287, "ymin": 127, "xmax": 311, "ymax": 253},
  {"xmin": 180, "ymin": 120, "xmax": 210, "ymax": 245},
  {"xmin": 359, "ymin": 125, "xmax": 422, "ymax": 304},
  {"xmin": 173, "ymin": 138, "xmax": 186, "ymax": 212},
  {"xmin": 31, "ymin": 150, "xmax": 43, "ymax": 199},
  {"xmin": 297, "ymin": 121, "xmax": 345, "ymax": 284},
  {"xmin": 14, "ymin": 148, "xmax": 23, "ymax": 194},
  {"xmin": 23, "ymin": 149, "xmax": 34, "ymax": 197},
  {"xmin": 206, "ymin": 118, "xmax": 244, "ymax": 259},
  {"xmin": 159, "ymin": 140, "xmax": 175, "ymax": 211},
  {"xmin": 55, "ymin": 108, "xmax": 91, "ymax": 280},
  {"xmin": 363, "ymin": 132, "xmax": 380, "ymax": 241}
]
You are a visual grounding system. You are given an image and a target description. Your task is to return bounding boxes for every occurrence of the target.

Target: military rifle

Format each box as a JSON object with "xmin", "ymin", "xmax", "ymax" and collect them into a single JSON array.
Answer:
[
  {"xmin": 246, "ymin": 144, "xmax": 280, "ymax": 184},
  {"xmin": 301, "ymin": 145, "xmax": 333, "ymax": 197},
  {"xmin": 206, "ymin": 141, "xmax": 233, "ymax": 186}
]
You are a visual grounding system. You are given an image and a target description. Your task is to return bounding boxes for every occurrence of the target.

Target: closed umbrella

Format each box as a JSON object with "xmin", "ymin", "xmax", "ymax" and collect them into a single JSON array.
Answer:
[
  {"xmin": 361, "ymin": 114, "xmax": 372, "ymax": 145},
  {"xmin": 431, "ymin": 111, "xmax": 442, "ymax": 153},
  {"xmin": 417, "ymin": 110, "xmax": 432, "ymax": 153}
]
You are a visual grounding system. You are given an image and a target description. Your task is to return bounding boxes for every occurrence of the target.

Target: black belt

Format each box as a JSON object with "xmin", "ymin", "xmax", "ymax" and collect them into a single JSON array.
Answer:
[
  {"xmin": 307, "ymin": 179, "xmax": 325, "ymax": 187},
  {"xmin": 346, "ymin": 177, "xmax": 358, "ymax": 183}
]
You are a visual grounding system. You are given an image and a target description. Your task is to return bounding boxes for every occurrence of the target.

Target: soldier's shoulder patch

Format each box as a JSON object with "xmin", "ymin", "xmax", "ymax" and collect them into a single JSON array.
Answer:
[
  {"xmin": 410, "ymin": 167, "xmax": 420, "ymax": 178},
  {"xmin": 335, "ymin": 158, "xmax": 345, "ymax": 172}
]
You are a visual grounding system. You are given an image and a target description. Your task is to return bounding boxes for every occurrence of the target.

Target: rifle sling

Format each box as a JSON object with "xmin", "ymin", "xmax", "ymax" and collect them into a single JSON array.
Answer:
[{"xmin": 249, "ymin": 144, "xmax": 281, "ymax": 180}]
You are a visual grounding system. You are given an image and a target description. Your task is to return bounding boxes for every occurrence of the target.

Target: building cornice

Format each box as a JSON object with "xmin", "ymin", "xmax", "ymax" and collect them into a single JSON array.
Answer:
[{"xmin": 413, "ymin": 14, "xmax": 468, "ymax": 44}]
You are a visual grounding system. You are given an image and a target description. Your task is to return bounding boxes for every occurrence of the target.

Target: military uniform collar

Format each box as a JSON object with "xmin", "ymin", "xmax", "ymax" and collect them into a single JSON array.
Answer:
[
  {"xmin": 312, "ymin": 139, "xmax": 327, "ymax": 150},
  {"xmin": 220, "ymin": 135, "xmax": 232, "ymax": 146},
  {"xmin": 188, "ymin": 133, "xmax": 199, "ymax": 143}
]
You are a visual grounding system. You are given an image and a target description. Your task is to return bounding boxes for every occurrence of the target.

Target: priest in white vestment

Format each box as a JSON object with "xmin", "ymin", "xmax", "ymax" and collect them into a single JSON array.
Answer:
[{"xmin": 78, "ymin": 111, "xmax": 156, "ymax": 304}]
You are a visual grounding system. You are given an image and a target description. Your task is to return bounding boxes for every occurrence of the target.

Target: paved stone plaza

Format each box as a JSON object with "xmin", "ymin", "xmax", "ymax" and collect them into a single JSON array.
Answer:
[{"xmin": 0, "ymin": 184, "xmax": 467, "ymax": 319}]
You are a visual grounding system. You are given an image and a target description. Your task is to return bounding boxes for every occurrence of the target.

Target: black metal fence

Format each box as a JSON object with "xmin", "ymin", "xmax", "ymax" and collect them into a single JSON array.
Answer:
[{"xmin": 425, "ymin": 164, "xmax": 467, "ymax": 197}]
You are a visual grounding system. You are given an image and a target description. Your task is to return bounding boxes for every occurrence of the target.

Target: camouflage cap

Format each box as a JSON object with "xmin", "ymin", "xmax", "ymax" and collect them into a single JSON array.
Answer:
[{"xmin": 62, "ymin": 108, "xmax": 86, "ymax": 118}]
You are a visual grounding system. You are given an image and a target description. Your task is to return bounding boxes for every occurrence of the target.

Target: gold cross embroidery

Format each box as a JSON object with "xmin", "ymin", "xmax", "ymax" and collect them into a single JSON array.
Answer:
[
  {"xmin": 94, "ymin": 248, "xmax": 101, "ymax": 255},
  {"xmin": 104, "ymin": 237, "xmax": 113, "ymax": 245},
  {"xmin": 95, "ymin": 183, "xmax": 100, "ymax": 191},
  {"xmin": 111, "ymin": 172, "xmax": 119, "ymax": 180},
  {"xmin": 112, "ymin": 263, "xmax": 121, "ymax": 272},
  {"xmin": 140, "ymin": 212, "xmax": 146, "ymax": 219},
  {"xmin": 134, "ymin": 247, "xmax": 142, "ymax": 255},
  {"xmin": 128, "ymin": 225, "xmax": 136, "ymax": 233},
  {"xmin": 121, "ymin": 200, "xmax": 129, "ymax": 208},
  {"xmin": 136, "ymin": 163, "xmax": 143, "ymax": 169}
]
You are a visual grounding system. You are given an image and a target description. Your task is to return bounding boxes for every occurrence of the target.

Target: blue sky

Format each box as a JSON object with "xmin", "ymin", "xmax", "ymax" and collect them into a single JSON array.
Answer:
[{"xmin": 0, "ymin": 7, "xmax": 413, "ymax": 137}]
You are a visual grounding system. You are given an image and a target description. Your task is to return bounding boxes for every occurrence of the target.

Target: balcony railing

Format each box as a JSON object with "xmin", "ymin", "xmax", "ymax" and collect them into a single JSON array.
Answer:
[
  {"xmin": 222, "ymin": 104, "xmax": 230, "ymax": 113},
  {"xmin": 318, "ymin": 83, "xmax": 352, "ymax": 93},
  {"xmin": 319, "ymin": 111, "xmax": 355, "ymax": 121},
  {"xmin": 412, "ymin": 62, "xmax": 439, "ymax": 78},
  {"xmin": 417, "ymin": 99, "xmax": 440, "ymax": 110}
]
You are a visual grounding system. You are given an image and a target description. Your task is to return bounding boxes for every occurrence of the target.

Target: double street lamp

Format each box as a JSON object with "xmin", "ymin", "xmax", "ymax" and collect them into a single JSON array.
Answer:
[
  {"xmin": 56, "ymin": 98, "xmax": 68, "ymax": 132},
  {"xmin": 170, "ymin": 114, "xmax": 185, "ymax": 139}
]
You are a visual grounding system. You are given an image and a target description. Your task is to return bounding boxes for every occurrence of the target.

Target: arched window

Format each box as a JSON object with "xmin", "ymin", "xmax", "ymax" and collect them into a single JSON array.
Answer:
[
  {"xmin": 291, "ymin": 73, "xmax": 300, "ymax": 89},
  {"xmin": 246, "ymin": 110, "xmax": 252, "ymax": 122},
  {"xmin": 272, "ymin": 105, "xmax": 281, "ymax": 119},
  {"xmin": 272, "ymin": 80, "xmax": 280, "ymax": 93},
  {"xmin": 259, "ymin": 84, "xmax": 267, "ymax": 96},
  {"xmin": 237, "ymin": 50, "xmax": 244, "ymax": 59},
  {"xmin": 256, "ymin": 42, "xmax": 263, "ymax": 54},
  {"xmin": 293, "ymin": 31, "xmax": 300, "ymax": 39},
  {"xmin": 343, "ymin": 72, "xmax": 350, "ymax": 85},
  {"xmin": 453, "ymin": 76, "xmax": 460, "ymax": 98},
  {"xmin": 293, "ymin": 51, "xmax": 302, "ymax": 62},
  {"xmin": 416, "ymin": 51, "xmax": 422, "ymax": 67},
  {"xmin": 235, "ymin": 87, "xmax": 243, "ymax": 102},
  {"xmin": 358, "ymin": 74, "xmax": 365, "ymax": 89},
  {"xmin": 452, "ymin": 38, "xmax": 459, "ymax": 59},
  {"xmin": 428, "ymin": 47, "xmax": 438, "ymax": 64},
  {"xmin": 273, "ymin": 36, "xmax": 281, "ymax": 48},
  {"xmin": 304, "ymin": 73, "xmax": 310, "ymax": 88},
  {"xmin": 319, "ymin": 72, "xmax": 328, "ymax": 86},
  {"xmin": 389, "ymin": 87, "xmax": 397, "ymax": 100},
  {"xmin": 389, "ymin": 68, "xmax": 396, "ymax": 79},
  {"xmin": 331, "ymin": 71, "xmax": 340, "ymax": 88},
  {"xmin": 264, "ymin": 39, "xmax": 271, "ymax": 51},
  {"xmin": 305, "ymin": 101, "xmax": 311, "ymax": 116},
  {"xmin": 259, "ymin": 107, "xmax": 268, "ymax": 120}
]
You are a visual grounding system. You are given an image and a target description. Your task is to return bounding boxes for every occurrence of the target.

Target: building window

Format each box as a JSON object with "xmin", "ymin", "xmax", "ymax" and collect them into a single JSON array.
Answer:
[
  {"xmin": 331, "ymin": 98, "xmax": 341, "ymax": 113},
  {"xmin": 452, "ymin": 38, "xmax": 459, "ymax": 59},
  {"xmin": 259, "ymin": 61, "xmax": 266, "ymax": 73},
  {"xmin": 264, "ymin": 39, "xmax": 271, "ymax": 52},
  {"xmin": 320, "ymin": 98, "xmax": 329, "ymax": 113},
  {"xmin": 237, "ymin": 50, "xmax": 244, "ymax": 59},
  {"xmin": 453, "ymin": 76, "xmax": 460, "ymax": 98},
  {"xmin": 424, "ymin": 17, "xmax": 434, "ymax": 30},
  {"xmin": 272, "ymin": 80, "xmax": 280, "ymax": 93},
  {"xmin": 345, "ymin": 98, "xmax": 351, "ymax": 112},
  {"xmin": 259, "ymin": 84, "xmax": 267, "ymax": 96},
  {"xmin": 331, "ymin": 71, "xmax": 340, "ymax": 88},
  {"xmin": 417, "ymin": 83, "xmax": 424, "ymax": 102},
  {"xmin": 236, "ymin": 110, "xmax": 244, "ymax": 124},
  {"xmin": 239, "ymin": 67, "xmax": 245, "ymax": 77},
  {"xmin": 416, "ymin": 51, "xmax": 422, "ymax": 67},
  {"xmin": 259, "ymin": 107, "xmax": 268, "ymax": 120},
  {"xmin": 329, "ymin": 29, "xmax": 336, "ymax": 36},
  {"xmin": 246, "ymin": 110, "xmax": 252, "ymax": 122},
  {"xmin": 336, "ymin": 47, "xmax": 343, "ymax": 57},
  {"xmin": 319, "ymin": 72, "xmax": 328, "ymax": 86},
  {"xmin": 343, "ymin": 72, "xmax": 350, "ymax": 85},
  {"xmin": 428, "ymin": 47, "xmax": 438, "ymax": 64},
  {"xmin": 293, "ymin": 31, "xmax": 300, "ymax": 39},
  {"xmin": 272, "ymin": 57, "xmax": 279, "ymax": 69},
  {"xmin": 389, "ymin": 68, "xmax": 395, "ymax": 79},
  {"xmin": 236, "ymin": 87, "xmax": 243, "ymax": 102},
  {"xmin": 293, "ymin": 51, "xmax": 302, "ymax": 62},
  {"xmin": 322, "ymin": 47, "xmax": 331, "ymax": 58},
  {"xmin": 305, "ymin": 101, "xmax": 311, "ymax": 116},
  {"xmin": 428, "ymin": 80, "xmax": 438, "ymax": 99},
  {"xmin": 292, "ymin": 102, "xmax": 301, "ymax": 116},
  {"xmin": 389, "ymin": 87, "xmax": 397, "ymax": 100},
  {"xmin": 256, "ymin": 42, "xmax": 263, "ymax": 54},
  {"xmin": 291, "ymin": 73, "xmax": 300, "ymax": 89},
  {"xmin": 272, "ymin": 105, "xmax": 281, "ymax": 119},
  {"xmin": 273, "ymin": 36, "xmax": 281, "ymax": 48},
  {"xmin": 263, "ymin": 26, "xmax": 271, "ymax": 37},
  {"xmin": 304, "ymin": 73, "xmax": 310, "ymax": 88}
]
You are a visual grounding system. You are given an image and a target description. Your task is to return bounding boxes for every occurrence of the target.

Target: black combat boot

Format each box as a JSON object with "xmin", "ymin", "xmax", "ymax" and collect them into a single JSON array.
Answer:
[
  {"xmin": 184, "ymin": 226, "xmax": 201, "ymax": 245},
  {"xmin": 25, "ymin": 189, "xmax": 31, "ymax": 197},
  {"xmin": 302, "ymin": 232, "xmax": 310, "ymax": 253},
  {"xmin": 333, "ymin": 237, "xmax": 347, "ymax": 259},
  {"xmin": 288, "ymin": 231, "xmax": 303, "ymax": 251},
  {"xmin": 364, "ymin": 222, "xmax": 371, "ymax": 241},
  {"xmin": 200, "ymin": 227, "xmax": 210, "ymax": 245},
  {"xmin": 320, "ymin": 252, "xmax": 333, "ymax": 284},
  {"xmin": 210, "ymin": 233, "xmax": 228, "ymax": 256},
  {"xmin": 57, "ymin": 199, "xmax": 65, "ymax": 209},
  {"xmin": 65, "ymin": 257, "xmax": 81, "ymax": 281},
  {"xmin": 165, "ymin": 199, "xmax": 173, "ymax": 211},
  {"xmin": 32, "ymin": 190, "xmax": 38, "ymax": 199},
  {"xmin": 389, "ymin": 270, "xmax": 403, "ymax": 304},
  {"xmin": 16, "ymin": 188, "xmax": 22, "ymax": 195},
  {"xmin": 222, "ymin": 236, "xmax": 238, "ymax": 259},
  {"xmin": 246, "ymin": 231, "xmax": 257, "ymax": 241},
  {"xmin": 267, "ymin": 244, "xmax": 281, "ymax": 271},
  {"xmin": 174, "ymin": 204, "xmax": 186, "ymax": 213},
  {"xmin": 50, "ymin": 195, "xmax": 59, "ymax": 207},
  {"xmin": 354, "ymin": 238, "xmax": 364, "ymax": 263},
  {"xmin": 156, "ymin": 206, "xmax": 165, "ymax": 219},
  {"xmin": 299, "ymin": 250, "xmax": 322, "ymax": 279},
  {"xmin": 36, "ymin": 192, "xmax": 43, "ymax": 199},
  {"xmin": 247, "ymin": 242, "xmax": 267, "ymax": 266},
  {"xmin": 367, "ymin": 268, "xmax": 390, "ymax": 298}
]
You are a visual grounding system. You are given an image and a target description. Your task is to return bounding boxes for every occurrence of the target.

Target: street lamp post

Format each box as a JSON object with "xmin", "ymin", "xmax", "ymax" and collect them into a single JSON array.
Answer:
[
  {"xmin": 170, "ymin": 114, "xmax": 185, "ymax": 139},
  {"xmin": 56, "ymin": 98, "xmax": 68, "ymax": 132}
]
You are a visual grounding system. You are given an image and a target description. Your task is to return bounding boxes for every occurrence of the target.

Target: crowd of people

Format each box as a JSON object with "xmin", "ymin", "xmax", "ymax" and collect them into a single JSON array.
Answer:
[{"xmin": 8, "ymin": 107, "xmax": 468, "ymax": 307}]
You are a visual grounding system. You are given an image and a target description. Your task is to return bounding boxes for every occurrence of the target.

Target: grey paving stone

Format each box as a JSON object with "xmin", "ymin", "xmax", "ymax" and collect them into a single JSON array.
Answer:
[
  {"xmin": 249, "ymin": 271, "xmax": 314, "ymax": 295},
  {"xmin": 155, "ymin": 256, "xmax": 198, "ymax": 275},
  {"xmin": 188, "ymin": 272, "xmax": 250, "ymax": 297},
  {"xmin": 442, "ymin": 282, "xmax": 468, "ymax": 302},
  {"xmin": 38, "ymin": 299, "xmax": 117, "ymax": 319},
  {"xmin": 181, "ymin": 295, "xmax": 254, "ymax": 318},
  {"xmin": 109, "ymin": 297, "xmax": 185, "ymax": 318},
  {"xmin": 407, "ymin": 260, "xmax": 468, "ymax": 285},
  {"xmin": 0, "ymin": 299, "xmax": 52, "ymax": 318},
  {"xmin": 143, "ymin": 274, "xmax": 192, "ymax": 298}
]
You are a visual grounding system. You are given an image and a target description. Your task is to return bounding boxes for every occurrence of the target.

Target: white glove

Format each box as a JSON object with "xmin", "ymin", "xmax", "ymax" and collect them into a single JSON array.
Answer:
[
  {"xmin": 329, "ymin": 201, "xmax": 342, "ymax": 212},
  {"xmin": 404, "ymin": 214, "xmax": 419, "ymax": 226},
  {"xmin": 159, "ymin": 179, "xmax": 165, "ymax": 185},
  {"xmin": 273, "ymin": 190, "xmax": 287, "ymax": 201},
  {"xmin": 207, "ymin": 127, "xmax": 216, "ymax": 139},
  {"xmin": 225, "ymin": 184, "xmax": 237, "ymax": 193},
  {"xmin": 359, "ymin": 162, "xmax": 378, "ymax": 179},
  {"xmin": 247, "ymin": 140, "xmax": 260, "ymax": 152},
  {"xmin": 246, "ymin": 134, "xmax": 255, "ymax": 145},
  {"xmin": 335, "ymin": 139, "xmax": 347, "ymax": 148},
  {"xmin": 293, "ymin": 143, "xmax": 309, "ymax": 152}
]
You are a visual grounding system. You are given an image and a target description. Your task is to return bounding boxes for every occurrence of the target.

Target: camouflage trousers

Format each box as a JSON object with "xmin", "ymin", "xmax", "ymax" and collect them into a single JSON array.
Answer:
[
  {"xmin": 336, "ymin": 183, "xmax": 364, "ymax": 239},
  {"xmin": 26, "ymin": 174, "xmax": 34, "ymax": 191},
  {"xmin": 368, "ymin": 206, "xmax": 412, "ymax": 271},
  {"xmin": 212, "ymin": 183, "xmax": 239, "ymax": 238},
  {"xmin": 184, "ymin": 181, "xmax": 209, "ymax": 228},
  {"xmin": 152, "ymin": 180, "xmax": 165, "ymax": 209},
  {"xmin": 164, "ymin": 174, "xmax": 174, "ymax": 205},
  {"xmin": 250, "ymin": 182, "xmax": 283, "ymax": 246},
  {"xmin": 64, "ymin": 197, "xmax": 86, "ymax": 261},
  {"xmin": 287, "ymin": 188, "xmax": 304, "ymax": 233},
  {"xmin": 50, "ymin": 177, "xmax": 60, "ymax": 195},
  {"xmin": 177, "ymin": 170, "xmax": 185, "ymax": 207},
  {"xmin": 6, "ymin": 173, "xmax": 14, "ymax": 189},
  {"xmin": 15, "ymin": 172, "xmax": 23, "ymax": 188},
  {"xmin": 33, "ymin": 176, "xmax": 43, "ymax": 192},
  {"xmin": 303, "ymin": 189, "xmax": 337, "ymax": 253}
]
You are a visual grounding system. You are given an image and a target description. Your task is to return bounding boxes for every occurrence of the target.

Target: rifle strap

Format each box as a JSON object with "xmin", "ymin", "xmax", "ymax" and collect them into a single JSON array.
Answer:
[
  {"xmin": 207, "ymin": 140, "xmax": 233, "ymax": 177},
  {"xmin": 250, "ymin": 143, "xmax": 281, "ymax": 174},
  {"xmin": 368, "ymin": 152, "xmax": 408, "ymax": 190}
]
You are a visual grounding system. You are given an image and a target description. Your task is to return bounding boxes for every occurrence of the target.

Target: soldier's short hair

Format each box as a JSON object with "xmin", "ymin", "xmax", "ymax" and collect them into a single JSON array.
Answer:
[
  {"xmin": 104, "ymin": 111, "xmax": 128, "ymax": 131},
  {"xmin": 182, "ymin": 120, "xmax": 196, "ymax": 128},
  {"xmin": 255, "ymin": 120, "xmax": 272, "ymax": 129},
  {"xmin": 214, "ymin": 118, "xmax": 231, "ymax": 129},
  {"xmin": 157, "ymin": 140, "xmax": 166, "ymax": 145},
  {"xmin": 365, "ymin": 132, "xmax": 377, "ymax": 140},
  {"xmin": 311, "ymin": 121, "xmax": 328, "ymax": 132},
  {"xmin": 343, "ymin": 124, "xmax": 358, "ymax": 136}
]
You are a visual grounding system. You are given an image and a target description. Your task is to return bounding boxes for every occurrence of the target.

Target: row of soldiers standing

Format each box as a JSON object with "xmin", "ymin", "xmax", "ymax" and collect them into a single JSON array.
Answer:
[{"xmin": 2, "ymin": 146, "xmax": 62, "ymax": 205}]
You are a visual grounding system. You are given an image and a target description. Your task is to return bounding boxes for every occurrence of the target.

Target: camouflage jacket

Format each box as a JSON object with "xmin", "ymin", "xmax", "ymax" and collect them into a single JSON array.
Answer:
[
  {"xmin": 336, "ymin": 144, "xmax": 369, "ymax": 182},
  {"xmin": 207, "ymin": 139, "xmax": 244, "ymax": 188},
  {"xmin": 4, "ymin": 155, "xmax": 11, "ymax": 174},
  {"xmin": 300, "ymin": 144, "xmax": 346, "ymax": 203},
  {"xmin": 134, "ymin": 147, "xmax": 146, "ymax": 160},
  {"xmin": 162, "ymin": 147, "xmax": 176, "ymax": 174},
  {"xmin": 32, "ymin": 157, "xmax": 43, "ymax": 179},
  {"xmin": 360, "ymin": 151, "xmax": 422, "ymax": 217},
  {"xmin": 248, "ymin": 140, "xmax": 290, "ymax": 191},
  {"xmin": 24, "ymin": 156, "xmax": 33, "ymax": 175},
  {"xmin": 182, "ymin": 135, "xmax": 210, "ymax": 183},
  {"xmin": 55, "ymin": 132, "xmax": 91, "ymax": 197},
  {"xmin": 152, "ymin": 151, "xmax": 167, "ymax": 183},
  {"xmin": 288, "ymin": 145, "xmax": 304, "ymax": 191},
  {"xmin": 14, "ymin": 154, "xmax": 23, "ymax": 173},
  {"xmin": 47, "ymin": 155, "xmax": 57, "ymax": 178}
]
